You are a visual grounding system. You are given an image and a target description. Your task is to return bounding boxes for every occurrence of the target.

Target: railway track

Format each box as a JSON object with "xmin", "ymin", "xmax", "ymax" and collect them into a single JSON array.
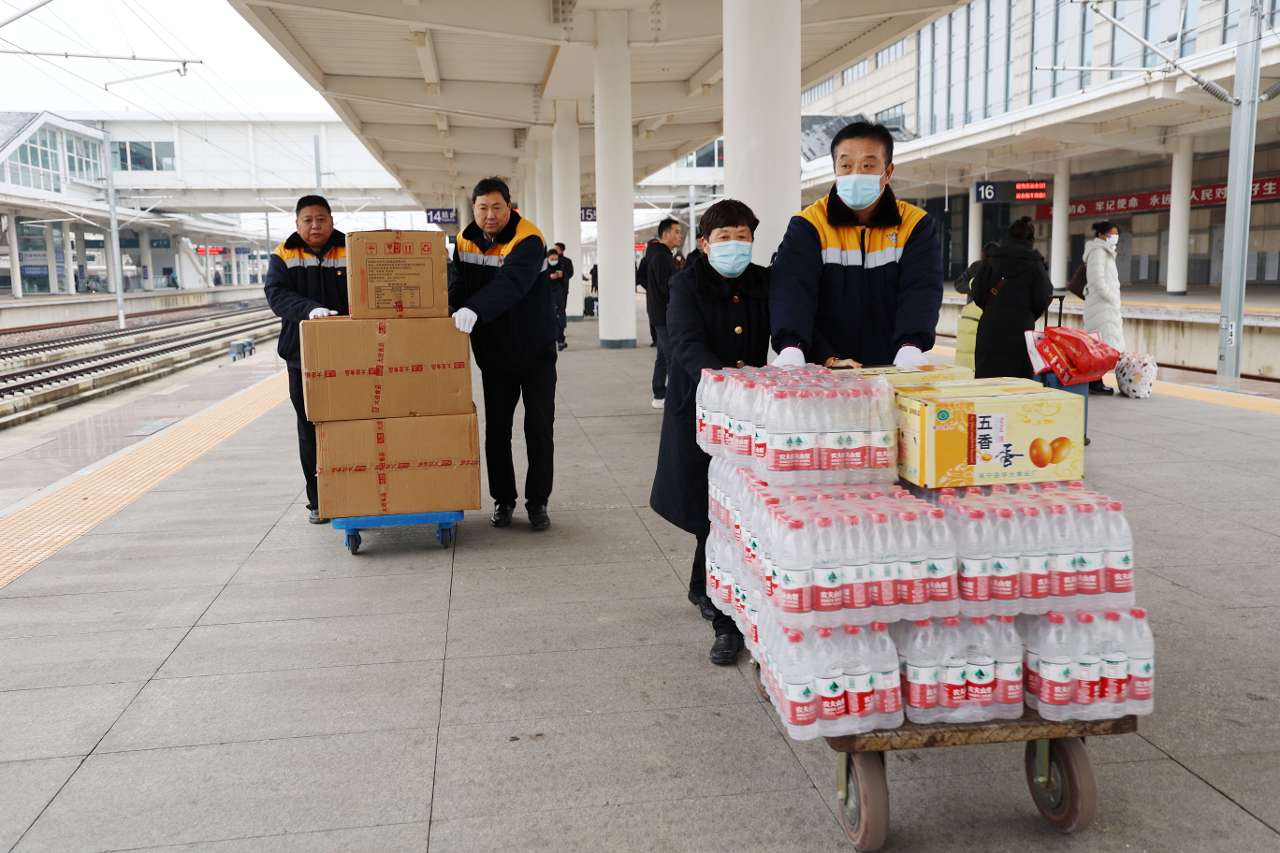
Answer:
[{"xmin": 0, "ymin": 309, "xmax": 280, "ymax": 429}]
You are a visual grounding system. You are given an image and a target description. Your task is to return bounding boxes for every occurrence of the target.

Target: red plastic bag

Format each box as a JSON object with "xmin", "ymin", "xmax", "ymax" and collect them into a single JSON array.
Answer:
[{"xmin": 1035, "ymin": 327, "xmax": 1120, "ymax": 385}]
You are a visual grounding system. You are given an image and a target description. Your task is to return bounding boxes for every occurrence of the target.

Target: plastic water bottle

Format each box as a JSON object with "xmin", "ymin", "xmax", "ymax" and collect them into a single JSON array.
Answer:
[
  {"xmin": 904, "ymin": 619, "xmax": 942, "ymax": 724},
  {"xmin": 992, "ymin": 615, "xmax": 1025, "ymax": 719},
  {"xmin": 811, "ymin": 516, "xmax": 845, "ymax": 628},
  {"xmin": 1072, "ymin": 504, "xmax": 1106, "ymax": 606},
  {"xmin": 895, "ymin": 511, "xmax": 929, "ymax": 621},
  {"xmin": 988, "ymin": 507, "xmax": 1021, "ymax": 616},
  {"xmin": 1072, "ymin": 612, "xmax": 1102, "ymax": 718},
  {"xmin": 1046, "ymin": 505, "xmax": 1078, "ymax": 604},
  {"xmin": 1127, "ymin": 607, "xmax": 1155, "ymax": 716},
  {"xmin": 813, "ymin": 627, "xmax": 849, "ymax": 735},
  {"xmin": 1103, "ymin": 502, "xmax": 1136, "ymax": 611},
  {"xmin": 773, "ymin": 518, "xmax": 812, "ymax": 628},
  {"xmin": 923, "ymin": 508, "xmax": 959, "ymax": 617},
  {"xmin": 937, "ymin": 616, "xmax": 970, "ymax": 722},
  {"xmin": 838, "ymin": 624, "xmax": 875, "ymax": 732},
  {"xmin": 958, "ymin": 510, "xmax": 992, "ymax": 615},
  {"xmin": 867, "ymin": 621, "xmax": 905, "ymax": 730},
  {"xmin": 1017, "ymin": 506, "xmax": 1051, "ymax": 614},
  {"xmin": 867, "ymin": 512, "xmax": 897, "ymax": 620},
  {"xmin": 964, "ymin": 616, "xmax": 997, "ymax": 721},
  {"xmin": 778, "ymin": 629, "xmax": 821, "ymax": 739},
  {"xmin": 1098, "ymin": 610, "xmax": 1130, "ymax": 714},
  {"xmin": 1037, "ymin": 612, "xmax": 1075, "ymax": 721},
  {"xmin": 1020, "ymin": 614, "xmax": 1042, "ymax": 712},
  {"xmin": 841, "ymin": 513, "xmax": 871, "ymax": 619}
]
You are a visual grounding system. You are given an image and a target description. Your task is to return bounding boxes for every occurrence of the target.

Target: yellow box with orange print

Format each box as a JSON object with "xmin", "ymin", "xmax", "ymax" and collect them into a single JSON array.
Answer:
[
  {"xmin": 853, "ymin": 363, "xmax": 975, "ymax": 386},
  {"xmin": 896, "ymin": 385, "xmax": 1084, "ymax": 488}
]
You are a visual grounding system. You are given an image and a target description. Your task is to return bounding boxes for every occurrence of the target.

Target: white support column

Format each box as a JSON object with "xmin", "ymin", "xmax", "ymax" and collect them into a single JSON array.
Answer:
[
  {"xmin": 43, "ymin": 224, "xmax": 57, "ymax": 293},
  {"xmin": 553, "ymin": 99, "xmax": 584, "ymax": 319},
  {"xmin": 967, "ymin": 185, "xmax": 983, "ymax": 266},
  {"xmin": 73, "ymin": 224, "xmax": 86, "ymax": 288},
  {"xmin": 723, "ymin": 0, "xmax": 800, "ymax": 264},
  {"xmin": 520, "ymin": 159, "xmax": 537, "ymax": 223},
  {"xmin": 60, "ymin": 223, "xmax": 74, "ymax": 293},
  {"xmin": 593, "ymin": 9, "xmax": 636, "ymax": 347},
  {"xmin": 535, "ymin": 140, "xmax": 555, "ymax": 234},
  {"xmin": 1050, "ymin": 158, "xmax": 1071, "ymax": 289},
  {"xmin": 4, "ymin": 211, "xmax": 21, "ymax": 298},
  {"xmin": 231, "ymin": 246, "xmax": 242, "ymax": 286},
  {"xmin": 140, "ymin": 229, "xmax": 154, "ymax": 289},
  {"xmin": 204, "ymin": 243, "xmax": 212, "ymax": 287},
  {"xmin": 1167, "ymin": 135, "xmax": 1193, "ymax": 295}
]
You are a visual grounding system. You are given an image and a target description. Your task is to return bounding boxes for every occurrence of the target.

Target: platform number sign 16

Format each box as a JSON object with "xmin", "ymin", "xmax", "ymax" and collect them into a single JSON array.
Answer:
[{"xmin": 976, "ymin": 182, "xmax": 999, "ymax": 202}]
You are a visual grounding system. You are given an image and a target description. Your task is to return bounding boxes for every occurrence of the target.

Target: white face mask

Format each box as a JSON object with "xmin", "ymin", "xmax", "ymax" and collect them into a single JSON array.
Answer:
[{"xmin": 1106, "ymin": 234, "xmax": 1119, "ymax": 249}]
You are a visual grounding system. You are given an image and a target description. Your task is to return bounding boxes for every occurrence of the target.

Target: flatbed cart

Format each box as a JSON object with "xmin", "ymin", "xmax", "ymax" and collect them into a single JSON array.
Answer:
[
  {"xmin": 331, "ymin": 511, "xmax": 463, "ymax": 554},
  {"xmin": 752, "ymin": 663, "xmax": 1136, "ymax": 851}
]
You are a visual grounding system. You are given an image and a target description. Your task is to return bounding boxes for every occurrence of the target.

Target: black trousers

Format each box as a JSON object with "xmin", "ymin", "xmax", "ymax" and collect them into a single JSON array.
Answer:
[
  {"xmin": 554, "ymin": 284, "xmax": 569, "ymax": 344},
  {"xmin": 652, "ymin": 325, "xmax": 669, "ymax": 400},
  {"xmin": 286, "ymin": 365, "xmax": 318, "ymax": 510},
  {"xmin": 480, "ymin": 348, "xmax": 557, "ymax": 508},
  {"xmin": 692, "ymin": 533, "xmax": 741, "ymax": 638}
]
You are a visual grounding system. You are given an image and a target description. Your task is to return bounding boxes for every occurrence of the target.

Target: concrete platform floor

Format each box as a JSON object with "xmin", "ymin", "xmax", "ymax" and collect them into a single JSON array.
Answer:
[{"xmin": 1, "ymin": 310, "xmax": 1279, "ymax": 851}]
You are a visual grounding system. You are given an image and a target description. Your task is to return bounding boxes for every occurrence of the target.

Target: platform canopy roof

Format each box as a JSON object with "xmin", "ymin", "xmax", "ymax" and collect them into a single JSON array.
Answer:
[{"xmin": 231, "ymin": 0, "xmax": 961, "ymax": 208}]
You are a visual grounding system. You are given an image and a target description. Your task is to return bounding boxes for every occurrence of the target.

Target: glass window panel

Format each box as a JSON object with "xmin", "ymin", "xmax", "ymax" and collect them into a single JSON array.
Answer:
[
  {"xmin": 1224, "ymin": 0, "xmax": 1239, "ymax": 44},
  {"xmin": 968, "ymin": 0, "xmax": 986, "ymax": 123},
  {"xmin": 918, "ymin": 28, "xmax": 932, "ymax": 135},
  {"xmin": 1180, "ymin": 0, "xmax": 1199, "ymax": 55},
  {"xmin": 1031, "ymin": 0, "xmax": 1055, "ymax": 102},
  {"xmin": 1145, "ymin": 0, "xmax": 1181, "ymax": 66},
  {"xmin": 986, "ymin": 0, "xmax": 1010, "ymax": 116},
  {"xmin": 1054, "ymin": 0, "xmax": 1083, "ymax": 95},
  {"xmin": 934, "ymin": 19, "xmax": 948, "ymax": 135},
  {"xmin": 111, "ymin": 141, "xmax": 127, "ymax": 170},
  {"xmin": 129, "ymin": 141, "xmax": 154, "ymax": 171},
  {"xmin": 155, "ymin": 141, "xmax": 176, "ymax": 170},
  {"xmin": 949, "ymin": 9, "xmax": 965, "ymax": 129},
  {"xmin": 1112, "ymin": 0, "xmax": 1145, "ymax": 77}
]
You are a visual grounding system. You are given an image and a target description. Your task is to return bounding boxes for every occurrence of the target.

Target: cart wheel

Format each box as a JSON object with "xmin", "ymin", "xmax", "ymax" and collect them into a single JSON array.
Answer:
[
  {"xmin": 1024, "ymin": 738, "xmax": 1097, "ymax": 833},
  {"xmin": 837, "ymin": 751, "xmax": 890, "ymax": 851},
  {"xmin": 345, "ymin": 531, "xmax": 361, "ymax": 555},
  {"xmin": 437, "ymin": 526, "xmax": 455, "ymax": 549}
]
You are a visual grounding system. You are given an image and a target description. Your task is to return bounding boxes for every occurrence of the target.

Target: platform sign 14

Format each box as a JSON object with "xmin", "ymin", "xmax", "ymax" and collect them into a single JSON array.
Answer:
[
  {"xmin": 975, "ymin": 181, "xmax": 1051, "ymax": 203},
  {"xmin": 424, "ymin": 208, "xmax": 458, "ymax": 225}
]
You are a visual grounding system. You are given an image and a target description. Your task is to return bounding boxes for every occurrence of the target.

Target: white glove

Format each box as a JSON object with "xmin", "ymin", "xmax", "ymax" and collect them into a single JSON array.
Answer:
[
  {"xmin": 453, "ymin": 307, "xmax": 478, "ymax": 334},
  {"xmin": 307, "ymin": 306, "xmax": 338, "ymax": 320},
  {"xmin": 773, "ymin": 346, "xmax": 807, "ymax": 368},
  {"xmin": 893, "ymin": 345, "xmax": 930, "ymax": 368}
]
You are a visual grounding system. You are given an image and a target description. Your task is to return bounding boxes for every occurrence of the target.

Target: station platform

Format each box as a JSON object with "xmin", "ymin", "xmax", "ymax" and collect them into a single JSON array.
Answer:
[
  {"xmin": 1, "ymin": 312, "xmax": 1278, "ymax": 851},
  {"xmin": 0, "ymin": 286, "xmax": 266, "ymax": 332}
]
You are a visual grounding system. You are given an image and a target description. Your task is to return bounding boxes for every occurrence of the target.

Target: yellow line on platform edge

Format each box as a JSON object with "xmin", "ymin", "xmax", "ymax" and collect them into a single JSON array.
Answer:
[
  {"xmin": 931, "ymin": 343, "xmax": 1280, "ymax": 415},
  {"xmin": 0, "ymin": 372, "xmax": 288, "ymax": 590}
]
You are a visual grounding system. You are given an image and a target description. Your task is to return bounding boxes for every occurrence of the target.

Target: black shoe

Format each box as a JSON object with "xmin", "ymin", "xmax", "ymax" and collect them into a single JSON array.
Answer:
[
  {"xmin": 490, "ymin": 503, "xmax": 515, "ymax": 528},
  {"xmin": 527, "ymin": 504, "xmax": 551, "ymax": 531},
  {"xmin": 687, "ymin": 590, "xmax": 717, "ymax": 621},
  {"xmin": 709, "ymin": 632, "xmax": 744, "ymax": 666},
  {"xmin": 557, "ymin": 341, "xmax": 568, "ymax": 351},
  {"xmin": 308, "ymin": 509, "xmax": 329, "ymax": 525},
  {"xmin": 1089, "ymin": 380, "xmax": 1112, "ymax": 395}
]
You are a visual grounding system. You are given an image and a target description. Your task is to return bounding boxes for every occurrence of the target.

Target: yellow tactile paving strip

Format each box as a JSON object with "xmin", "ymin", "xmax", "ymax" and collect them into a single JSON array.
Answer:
[
  {"xmin": 931, "ymin": 343, "xmax": 1280, "ymax": 415},
  {"xmin": 0, "ymin": 372, "xmax": 288, "ymax": 590},
  {"xmin": 1122, "ymin": 296, "xmax": 1280, "ymax": 316}
]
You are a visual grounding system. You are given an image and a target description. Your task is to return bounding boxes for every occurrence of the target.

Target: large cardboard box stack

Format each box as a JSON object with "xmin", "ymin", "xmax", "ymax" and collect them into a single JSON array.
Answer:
[
  {"xmin": 302, "ymin": 230, "xmax": 481, "ymax": 518},
  {"xmin": 896, "ymin": 381, "xmax": 1084, "ymax": 488}
]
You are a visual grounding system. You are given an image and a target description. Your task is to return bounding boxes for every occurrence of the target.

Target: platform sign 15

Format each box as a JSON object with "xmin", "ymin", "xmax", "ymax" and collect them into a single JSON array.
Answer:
[
  {"xmin": 424, "ymin": 208, "xmax": 458, "ymax": 225},
  {"xmin": 581, "ymin": 206, "xmax": 597, "ymax": 222},
  {"xmin": 975, "ymin": 180, "xmax": 1051, "ymax": 203}
]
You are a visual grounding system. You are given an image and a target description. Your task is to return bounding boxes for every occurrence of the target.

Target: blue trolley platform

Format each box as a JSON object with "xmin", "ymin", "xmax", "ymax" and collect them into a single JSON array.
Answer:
[{"xmin": 331, "ymin": 511, "xmax": 463, "ymax": 554}]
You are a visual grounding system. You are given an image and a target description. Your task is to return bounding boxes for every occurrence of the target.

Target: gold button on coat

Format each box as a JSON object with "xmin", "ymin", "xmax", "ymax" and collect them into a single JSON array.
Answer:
[
  {"xmin": 736, "ymin": 359, "xmax": 745, "ymax": 368},
  {"xmin": 733, "ymin": 325, "xmax": 743, "ymax": 335}
]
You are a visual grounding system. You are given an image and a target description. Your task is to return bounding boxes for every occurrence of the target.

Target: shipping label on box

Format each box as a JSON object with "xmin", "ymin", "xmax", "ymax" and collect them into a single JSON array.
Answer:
[
  {"xmin": 347, "ymin": 230, "xmax": 449, "ymax": 319},
  {"xmin": 301, "ymin": 317, "xmax": 472, "ymax": 422},
  {"xmin": 317, "ymin": 411, "xmax": 482, "ymax": 518},
  {"xmin": 897, "ymin": 387, "xmax": 1084, "ymax": 488}
]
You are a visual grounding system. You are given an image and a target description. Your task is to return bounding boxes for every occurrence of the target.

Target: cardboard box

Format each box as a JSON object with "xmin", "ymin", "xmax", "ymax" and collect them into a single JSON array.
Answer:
[
  {"xmin": 897, "ymin": 386, "xmax": 1084, "ymax": 488},
  {"xmin": 300, "ymin": 317, "xmax": 472, "ymax": 422},
  {"xmin": 891, "ymin": 377, "xmax": 1045, "ymax": 397},
  {"xmin": 854, "ymin": 364, "xmax": 975, "ymax": 386},
  {"xmin": 317, "ymin": 411, "xmax": 482, "ymax": 518},
  {"xmin": 346, "ymin": 230, "xmax": 449, "ymax": 318}
]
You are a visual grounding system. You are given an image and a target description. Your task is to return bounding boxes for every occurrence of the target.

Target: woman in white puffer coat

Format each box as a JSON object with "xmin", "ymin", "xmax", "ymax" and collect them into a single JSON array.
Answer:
[{"xmin": 1082, "ymin": 220, "xmax": 1125, "ymax": 393}]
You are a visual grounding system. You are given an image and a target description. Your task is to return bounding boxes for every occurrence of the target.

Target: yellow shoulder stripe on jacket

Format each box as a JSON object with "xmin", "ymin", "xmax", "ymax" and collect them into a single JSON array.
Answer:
[{"xmin": 798, "ymin": 193, "xmax": 928, "ymax": 269}]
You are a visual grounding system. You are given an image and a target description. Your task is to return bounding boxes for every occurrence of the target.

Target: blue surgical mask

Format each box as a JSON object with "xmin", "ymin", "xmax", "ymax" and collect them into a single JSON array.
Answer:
[
  {"xmin": 708, "ymin": 240, "xmax": 752, "ymax": 278},
  {"xmin": 836, "ymin": 172, "xmax": 885, "ymax": 210}
]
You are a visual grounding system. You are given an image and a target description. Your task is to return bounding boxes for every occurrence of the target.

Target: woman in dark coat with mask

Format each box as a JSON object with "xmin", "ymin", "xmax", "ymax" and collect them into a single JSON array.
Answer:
[
  {"xmin": 972, "ymin": 216, "xmax": 1054, "ymax": 379},
  {"xmin": 649, "ymin": 199, "xmax": 771, "ymax": 666}
]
